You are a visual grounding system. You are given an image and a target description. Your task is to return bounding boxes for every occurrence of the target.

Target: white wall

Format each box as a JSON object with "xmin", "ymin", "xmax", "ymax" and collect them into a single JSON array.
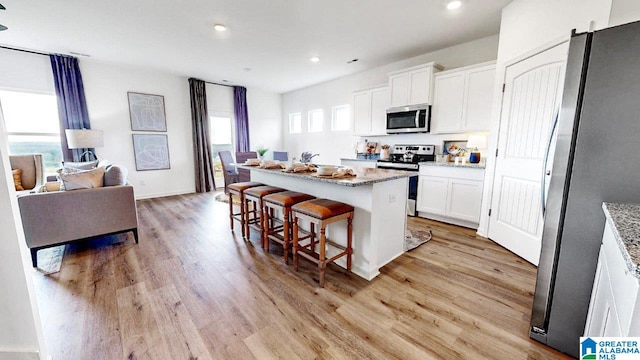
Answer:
[
  {"xmin": 281, "ymin": 35, "xmax": 500, "ymax": 165},
  {"xmin": 79, "ymin": 60, "xmax": 195, "ymax": 199},
  {"xmin": 0, "ymin": 48, "xmax": 283, "ymax": 198},
  {"xmin": 0, "ymin": 104, "xmax": 47, "ymax": 358},
  {"xmin": 477, "ymin": 0, "xmax": 615, "ymax": 237},
  {"xmin": 248, "ymin": 87, "xmax": 283, "ymax": 157},
  {"xmin": 609, "ymin": 0, "xmax": 640, "ymax": 27}
]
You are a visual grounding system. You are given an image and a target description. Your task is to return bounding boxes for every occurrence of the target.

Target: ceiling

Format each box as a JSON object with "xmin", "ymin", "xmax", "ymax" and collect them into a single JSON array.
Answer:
[{"xmin": 0, "ymin": 0, "xmax": 511, "ymax": 93}]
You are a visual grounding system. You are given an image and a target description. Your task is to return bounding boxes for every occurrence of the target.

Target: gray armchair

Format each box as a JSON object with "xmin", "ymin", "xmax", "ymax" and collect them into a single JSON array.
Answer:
[{"xmin": 9, "ymin": 154, "xmax": 45, "ymax": 193}]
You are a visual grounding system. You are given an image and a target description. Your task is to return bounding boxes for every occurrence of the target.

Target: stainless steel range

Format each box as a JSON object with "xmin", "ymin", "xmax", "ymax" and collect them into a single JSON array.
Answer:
[{"xmin": 377, "ymin": 144, "xmax": 435, "ymax": 215}]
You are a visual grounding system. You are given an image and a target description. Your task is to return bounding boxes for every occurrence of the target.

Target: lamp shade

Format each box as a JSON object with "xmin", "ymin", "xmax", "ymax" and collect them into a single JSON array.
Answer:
[
  {"xmin": 466, "ymin": 135, "xmax": 487, "ymax": 150},
  {"xmin": 65, "ymin": 129, "xmax": 104, "ymax": 149}
]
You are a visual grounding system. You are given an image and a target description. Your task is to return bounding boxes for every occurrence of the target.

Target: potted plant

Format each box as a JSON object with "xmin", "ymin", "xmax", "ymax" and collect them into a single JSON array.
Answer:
[{"xmin": 256, "ymin": 146, "xmax": 269, "ymax": 160}]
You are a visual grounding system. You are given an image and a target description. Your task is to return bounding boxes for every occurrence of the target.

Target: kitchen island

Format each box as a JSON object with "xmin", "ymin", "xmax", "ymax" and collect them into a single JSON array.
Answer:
[{"xmin": 236, "ymin": 164, "xmax": 414, "ymax": 280}]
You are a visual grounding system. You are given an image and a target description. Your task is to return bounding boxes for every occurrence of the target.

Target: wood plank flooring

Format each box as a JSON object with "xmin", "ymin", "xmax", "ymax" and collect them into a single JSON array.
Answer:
[{"xmin": 32, "ymin": 192, "xmax": 572, "ymax": 359}]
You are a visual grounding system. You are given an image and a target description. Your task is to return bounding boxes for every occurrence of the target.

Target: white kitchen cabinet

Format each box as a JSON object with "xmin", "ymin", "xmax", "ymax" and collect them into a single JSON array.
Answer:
[
  {"xmin": 388, "ymin": 62, "xmax": 442, "ymax": 108},
  {"xmin": 417, "ymin": 165, "xmax": 485, "ymax": 229},
  {"xmin": 585, "ymin": 220, "xmax": 640, "ymax": 337},
  {"xmin": 352, "ymin": 86, "xmax": 388, "ymax": 136},
  {"xmin": 431, "ymin": 61, "xmax": 496, "ymax": 133},
  {"xmin": 341, "ymin": 159, "xmax": 377, "ymax": 169}
]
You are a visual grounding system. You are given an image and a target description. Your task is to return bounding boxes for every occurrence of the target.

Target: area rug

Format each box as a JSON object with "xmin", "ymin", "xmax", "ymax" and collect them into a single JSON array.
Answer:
[
  {"xmin": 405, "ymin": 225, "xmax": 432, "ymax": 251},
  {"xmin": 35, "ymin": 245, "xmax": 65, "ymax": 275},
  {"xmin": 215, "ymin": 192, "xmax": 241, "ymax": 205}
]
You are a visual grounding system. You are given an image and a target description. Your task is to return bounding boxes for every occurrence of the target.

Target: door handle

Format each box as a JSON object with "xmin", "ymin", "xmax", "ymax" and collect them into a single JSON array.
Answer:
[
  {"xmin": 415, "ymin": 111, "xmax": 420, "ymax": 128},
  {"xmin": 541, "ymin": 112, "xmax": 559, "ymax": 215}
]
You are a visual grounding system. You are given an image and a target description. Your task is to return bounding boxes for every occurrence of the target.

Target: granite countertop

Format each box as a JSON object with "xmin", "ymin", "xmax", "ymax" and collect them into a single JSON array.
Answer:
[
  {"xmin": 236, "ymin": 164, "xmax": 413, "ymax": 187},
  {"xmin": 602, "ymin": 202, "xmax": 640, "ymax": 278},
  {"xmin": 419, "ymin": 161, "xmax": 486, "ymax": 169}
]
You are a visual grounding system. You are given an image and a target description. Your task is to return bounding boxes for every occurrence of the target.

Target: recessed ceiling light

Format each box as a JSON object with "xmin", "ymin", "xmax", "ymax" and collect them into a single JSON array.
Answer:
[
  {"xmin": 447, "ymin": 0, "xmax": 462, "ymax": 10},
  {"xmin": 310, "ymin": 57, "xmax": 320, "ymax": 63},
  {"xmin": 214, "ymin": 24, "xmax": 227, "ymax": 32}
]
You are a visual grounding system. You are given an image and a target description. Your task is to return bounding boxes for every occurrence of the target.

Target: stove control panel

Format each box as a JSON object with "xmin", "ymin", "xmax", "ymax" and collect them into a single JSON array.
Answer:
[{"xmin": 392, "ymin": 144, "xmax": 435, "ymax": 155}]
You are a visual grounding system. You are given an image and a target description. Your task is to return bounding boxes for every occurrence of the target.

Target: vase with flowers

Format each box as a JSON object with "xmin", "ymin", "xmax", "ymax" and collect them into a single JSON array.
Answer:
[{"xmin": 256, "ymin": 146, "xmax": 269, "ymax": 160}]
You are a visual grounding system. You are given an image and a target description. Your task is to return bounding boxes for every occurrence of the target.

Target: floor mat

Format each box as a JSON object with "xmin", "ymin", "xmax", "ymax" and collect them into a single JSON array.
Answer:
[{"xmin": 405, "ymin": 225, "xmax": 432, "ymax": 251}]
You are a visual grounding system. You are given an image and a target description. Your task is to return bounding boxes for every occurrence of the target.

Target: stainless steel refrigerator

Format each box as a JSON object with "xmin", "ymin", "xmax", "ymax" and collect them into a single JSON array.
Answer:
[{"xmin": 530, "ymin": 21, "xmax": 640, "ymax": 357}]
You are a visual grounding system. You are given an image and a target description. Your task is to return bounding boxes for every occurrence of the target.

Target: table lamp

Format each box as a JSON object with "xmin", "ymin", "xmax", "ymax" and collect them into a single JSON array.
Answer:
[
  {"xmin": 65, "ymin": 129, "xmax": 104, "ymax": 161},
  {"xmin": 466, "ymin": 135, "xmax": 487, "ymax": 164}
]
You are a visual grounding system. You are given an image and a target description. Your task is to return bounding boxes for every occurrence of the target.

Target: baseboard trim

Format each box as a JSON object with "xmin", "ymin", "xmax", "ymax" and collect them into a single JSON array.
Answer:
[
  {"xmin": 135, "ymin": 189, "xmax": 194, "ymax": 200},
  {"xmin": 0, "ymin": 351, "xmax": 40, "ymax": 360}
]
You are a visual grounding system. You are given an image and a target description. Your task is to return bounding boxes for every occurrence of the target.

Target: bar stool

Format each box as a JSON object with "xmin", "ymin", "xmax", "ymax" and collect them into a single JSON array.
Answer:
[
  {"xmin": 291, "ymin": 199, "xmax": 354, "ymax": 287},
  {"xmin": 243, "ymin": 185, "xmax": 286, "ymax": 243},
  {"xmin": 227, "ymin": 182, "xmax": 263, "ymax": 238},
  {"xmin": 263, "ymin": 191, "xmax": 316, "ymax": 264}
]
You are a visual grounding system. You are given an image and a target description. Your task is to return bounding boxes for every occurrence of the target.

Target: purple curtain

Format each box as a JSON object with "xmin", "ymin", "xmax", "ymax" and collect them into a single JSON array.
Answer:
[
  {"xmin": 233, "ymin": 86, "xmax": 250, "ymax": 152},
  {"xmin": 50, "ymin": 54, "xmax": 92, "ymax": 162},
  {"xmin": 189, "ymin": 78, "xmax": 216, "ymax": 192}
]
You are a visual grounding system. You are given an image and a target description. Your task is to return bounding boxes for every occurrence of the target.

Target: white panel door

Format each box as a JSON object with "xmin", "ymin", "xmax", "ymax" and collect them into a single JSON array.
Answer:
[
  {"xmin": 431, "ymin": 72, "xmax": 465, "ymax": 133},
  {"xmin": 417, "ymin": 176, "xmax": 448, "ymax": 214},
  {"xmin": 488, "ymin": 42, "xmax": 569, "ymax": 265}
]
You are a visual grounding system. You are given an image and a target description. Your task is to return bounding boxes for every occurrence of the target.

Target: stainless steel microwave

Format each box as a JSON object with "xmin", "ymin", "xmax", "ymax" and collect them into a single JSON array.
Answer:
[{"xmin": 386, "ymin": 104, "xmax": 431, "ymax": 134}]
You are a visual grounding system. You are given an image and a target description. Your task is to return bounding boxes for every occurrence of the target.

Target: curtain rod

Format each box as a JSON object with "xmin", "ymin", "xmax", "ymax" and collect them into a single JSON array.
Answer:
[
  {"xmin": 204, "ymin": 80, "xmax": 235, "ymax": 88},
  {"xmin": 0, "ymin": 44, "xmax": 50, "ymax": 57}
]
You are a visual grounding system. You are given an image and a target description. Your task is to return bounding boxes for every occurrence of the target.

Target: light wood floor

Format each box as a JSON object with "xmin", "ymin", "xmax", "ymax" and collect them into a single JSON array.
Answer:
[{"xmin": 32, "ymin": 192, "xmax": 571, "ymax": 360}]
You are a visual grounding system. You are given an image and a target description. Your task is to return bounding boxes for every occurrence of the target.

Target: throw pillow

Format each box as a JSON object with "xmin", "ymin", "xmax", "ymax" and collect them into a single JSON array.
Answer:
[
  {"xmin": 12, "ymin": 169, "xmax": 24, "ymax": 191},
  {"xmin": 37, "ymin": 181, "xmax": 62, "ymax": 193},
  {"xmin": 63, "ymin": 160, "xmax": 99, "ymax": 170},
  {"xmin": 59, "ymin": 167, "xmax": 105, "ymax": 191},
  {"xmin": 104, "ymin": 165, "xmax": 128, "ymax": 186}
]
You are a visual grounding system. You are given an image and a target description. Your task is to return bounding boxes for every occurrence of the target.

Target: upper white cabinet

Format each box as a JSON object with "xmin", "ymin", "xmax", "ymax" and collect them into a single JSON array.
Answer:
[
  {"xmin": 353, "ymin": 86, "xmax": 388, "ymax": 136},
  {"xmin": 388, "ymin": 62, "xmax": 443, "ymax": 108},
  {"xmin": 431, "ymin": 61, "xmax": 496, "ymax": 133}
]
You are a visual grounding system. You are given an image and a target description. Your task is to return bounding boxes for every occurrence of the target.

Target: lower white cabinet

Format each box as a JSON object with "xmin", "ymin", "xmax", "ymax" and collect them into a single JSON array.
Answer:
[
  {"xmin": 585, "ymin": 221, "xmax": 640, "ymax": 337},
  {"xmin": 341, "ymin": 159, "xmax": 377, "ymax": 169},
  {"xmin": 417, "ymin": 165, "xmax": 484, "ymax": 229}
]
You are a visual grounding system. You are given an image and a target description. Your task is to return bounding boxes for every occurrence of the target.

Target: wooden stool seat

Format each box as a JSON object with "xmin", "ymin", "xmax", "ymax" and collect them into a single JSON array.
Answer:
[
  {"xmin": 291, "ymin": 199, "xmax": 354, "ymax": 287},
  {"xmin": 244, "ymin": 186, "xmax": 286, "ymax": 244},
  {"xmin": 263, "ymin": 191, "xmax": 316, "ymax": 263},
  {"xmin": 227, "ymin": 182, "xmax": 263, "ymax": 192},
  {"xmin": 291, "ymin": 199, "xmax": 354, "ymax": 220},
  {"xmin": 227, "ymin": 182, "xmax": 263, "ymax": 238}
]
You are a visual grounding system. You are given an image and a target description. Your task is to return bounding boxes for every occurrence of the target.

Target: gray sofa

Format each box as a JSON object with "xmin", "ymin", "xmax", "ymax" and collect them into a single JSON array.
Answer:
[{"xmin": 12, "ymin": 156, "xmax": 139, "ymax": 267}]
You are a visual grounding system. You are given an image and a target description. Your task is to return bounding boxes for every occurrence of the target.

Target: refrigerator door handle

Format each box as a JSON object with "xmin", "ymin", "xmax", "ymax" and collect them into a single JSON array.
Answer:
[{"xmin": 541, "ymin": 112, "xmax": 559, "ymax": 215}]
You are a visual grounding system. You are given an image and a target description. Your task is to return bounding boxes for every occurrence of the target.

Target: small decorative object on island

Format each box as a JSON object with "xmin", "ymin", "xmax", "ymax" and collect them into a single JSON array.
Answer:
[
  {"xmin": 443, "ymin": 140, "xmax": 467, "ymax": 162},
  {"xmin": 300, "ymin": 151, "xmax": 319, "ymax": 164},
  {"xmin": 380, "ymin": 144, "xmax": 390, "ymax": 160},
  {"xmin": 256, "ymin": 145, "xmax": 269, "ymax": 160},
  {"xmin": 466, "ymin": 135, "xmax": 487, "ymax": 164}
]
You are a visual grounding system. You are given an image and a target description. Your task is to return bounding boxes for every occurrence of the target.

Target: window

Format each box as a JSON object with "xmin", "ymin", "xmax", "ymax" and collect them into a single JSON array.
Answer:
[
  {"xmin": 288, "ymin": 112, "xmax": 301, "ymax": 134},
  {"xmin": 308, "ymin": 109, "xmax": 323, "ymax": 133},
  {"xmin": 331, "ymin": 104, "xmax": 351, "ymax": 131},
  {"xmin": 0, "ymin": 90, "xmax": 62, "ymax": 174},
  {"xmin": 209, "ymin": 115, "xmax": 234, "ymax": 187}
]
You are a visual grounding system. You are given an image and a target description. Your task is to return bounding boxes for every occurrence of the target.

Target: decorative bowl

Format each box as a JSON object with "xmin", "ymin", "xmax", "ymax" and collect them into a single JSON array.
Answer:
[{"xmin": 316, "ymin": 165, "xmax": 339, "ymax": 176}]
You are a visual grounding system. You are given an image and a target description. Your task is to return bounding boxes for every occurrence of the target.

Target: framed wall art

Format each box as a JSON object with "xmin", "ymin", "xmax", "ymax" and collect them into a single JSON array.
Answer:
[
  {"xmin": 132, "ymin": 134, "xmax": 171, "ymax": 171},
  {"xmin": 128, "ymin": 92, "xmax": 167, "ymax": 132}
]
